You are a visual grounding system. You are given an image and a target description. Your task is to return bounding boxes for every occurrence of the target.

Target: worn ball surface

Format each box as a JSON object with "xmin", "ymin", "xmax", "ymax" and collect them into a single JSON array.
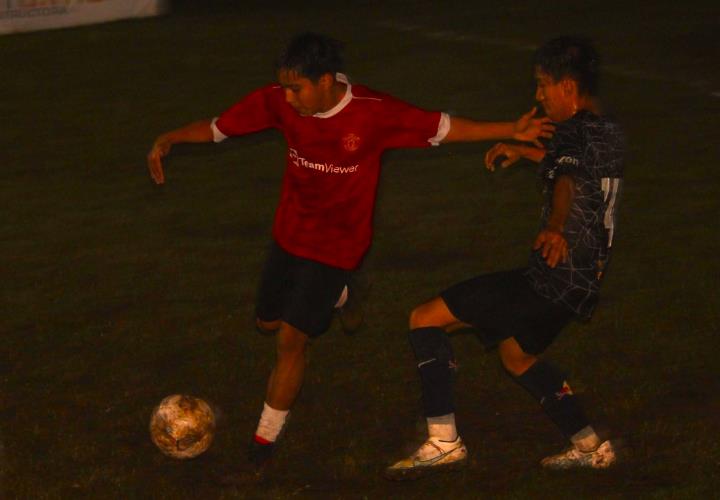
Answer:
[{"xmin": 149, "ymin": 394, "xmax": 215, "ymax": 459}]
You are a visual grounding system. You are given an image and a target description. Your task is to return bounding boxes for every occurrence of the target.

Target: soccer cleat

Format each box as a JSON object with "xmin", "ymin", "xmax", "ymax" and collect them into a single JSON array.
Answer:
[
  {"xmin": 248, "ymin": 438, "xmax": 275, "ymax": 470},
  {"xmin": 213, "ymin": 438, "xmax": 275, "ymax": 486},
  {"xmin": 540, "ymin": 439, "xmax": 618, "ymax": 470},
  {"xmin": 384, "ymin": 436, "xmax": 467, "ymax": 481}
]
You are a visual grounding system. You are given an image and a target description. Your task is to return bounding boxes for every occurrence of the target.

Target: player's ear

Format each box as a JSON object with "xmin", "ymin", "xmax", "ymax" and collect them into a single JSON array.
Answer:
[
  {"xmin": 561, "ymin": 78, "xmax": 578, "ymax": 98},
  {"xmin": 318, "ymin": 73, "xmax": 334, "ymax": 89}
]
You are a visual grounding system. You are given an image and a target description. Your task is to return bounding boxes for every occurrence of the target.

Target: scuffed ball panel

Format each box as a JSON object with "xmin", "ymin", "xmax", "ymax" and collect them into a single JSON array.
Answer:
[{"xmin": 150, "ymin": 395, "xmax": 216, "ymax": 459}]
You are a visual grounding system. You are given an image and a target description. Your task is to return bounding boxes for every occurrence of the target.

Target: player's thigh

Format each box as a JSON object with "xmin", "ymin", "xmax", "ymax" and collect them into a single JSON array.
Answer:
[
  {"xmin": 440, "ymin": 268, "xmax": 542, "ymax": 345},
  {"xmin": 282, "ymin": 258, "xmax": 349, "ymax": 338},
  {"xmin": 511, "ymin": 292, "xmax": 574, "ymax": 355},
  {"xmin": 409, "ymin": 297, "xmax": 468, "ymax": 331},
  {"xmin": 439, "ymin": 269, "xmax": 524, "ymax": 326},
  {"xmin": 255, "ymin": 241, "xmax": 294, "ymax": 323}
]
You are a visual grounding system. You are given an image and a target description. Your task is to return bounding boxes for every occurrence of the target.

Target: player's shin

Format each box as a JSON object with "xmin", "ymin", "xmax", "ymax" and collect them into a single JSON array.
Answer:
[
  {"xmin": 408, "ymin": 327, "xmax": 457, "ymax": 433},
  {"xmin": 512, "ymin": 360, "xmax": 599, "ymax": 449}
]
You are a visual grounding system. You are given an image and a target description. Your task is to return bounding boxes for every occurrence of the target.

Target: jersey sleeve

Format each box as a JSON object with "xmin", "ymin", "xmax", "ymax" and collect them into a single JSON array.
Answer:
[
  {"xmin": 375, "ymin": 96, "xmax": 445, "ymax": 150},
  {"xmin": 546, "ymin": 120, "xmax": 587, "ymax": 180},
  {"xmin": 212, "ymin": 85, "xmax": 282, "ymax": 142}
]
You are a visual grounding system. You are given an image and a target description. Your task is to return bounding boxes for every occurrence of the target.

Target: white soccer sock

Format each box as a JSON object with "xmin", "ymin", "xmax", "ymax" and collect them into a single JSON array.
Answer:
[
  {"xmin": 427, "ymin": 413, "xmax": 458, "ymax": 442},
  {"xmin": 571, "ymin": 425, "xmax": 601, "ymax": 452},
  {"xmin": 255, "ymin": 402, "xmax": 289, "ymax": 443}
]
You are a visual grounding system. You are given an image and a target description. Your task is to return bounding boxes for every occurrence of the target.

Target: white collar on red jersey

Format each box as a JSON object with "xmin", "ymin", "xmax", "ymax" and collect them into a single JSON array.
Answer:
[{"xmin": 313, "ymin": 73, "xmax": 352, "ymax": 119}]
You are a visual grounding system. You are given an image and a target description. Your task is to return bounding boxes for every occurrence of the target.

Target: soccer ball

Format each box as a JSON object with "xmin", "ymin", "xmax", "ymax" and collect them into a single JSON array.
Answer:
[{"xmin": 149, "ymin": 394, "xmax": 215, "ymax": 459}]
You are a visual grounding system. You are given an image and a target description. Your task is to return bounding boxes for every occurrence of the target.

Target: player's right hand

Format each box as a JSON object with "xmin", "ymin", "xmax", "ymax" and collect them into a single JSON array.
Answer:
[
  {"xmin": 513, "ymin": 106, "xmax": 554, "ymax": 147},
  {"xmin": 147, "ymin": 137, "xmax": 171, "ymax": 184},
  {"xmin": 533, "ymin": 228, "xmax": 568, "ymax": 268}
]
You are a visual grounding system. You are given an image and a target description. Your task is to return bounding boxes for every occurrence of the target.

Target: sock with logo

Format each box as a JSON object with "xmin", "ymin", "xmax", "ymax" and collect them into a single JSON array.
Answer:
[
  {"xmin": 570, "ymin": 425, "xmax": 602, "ymax": 452},
  {"xmin": 512, "ymin": 360, "xmax": 589, "ymax": 439},
  {"xmin": 254, "ymin": 402, "xmax": 289, "ymax": 445}
]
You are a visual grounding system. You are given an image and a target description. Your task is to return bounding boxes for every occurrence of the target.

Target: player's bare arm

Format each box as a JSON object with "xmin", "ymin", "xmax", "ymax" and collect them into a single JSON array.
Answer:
[
  {"xmin": 147, "ymin": 119, "xmax": 214, "ymax": 184},
  {"xmin": 441, "ymin": 106, "xmax": 554, "ymax": 144},
  {"xmin": 533, "ymin": 174, "xmax": 574, "ymax": 268},
  {"xmin": 484, "ymin": 142, "xmax": 546, "ymax": 171}
]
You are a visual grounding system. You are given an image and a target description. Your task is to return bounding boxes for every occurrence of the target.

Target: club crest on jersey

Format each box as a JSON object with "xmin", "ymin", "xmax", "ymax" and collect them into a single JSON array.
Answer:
[{"xmin": 342, "ymin": 133, "xmax": 361, "ymax": 152}]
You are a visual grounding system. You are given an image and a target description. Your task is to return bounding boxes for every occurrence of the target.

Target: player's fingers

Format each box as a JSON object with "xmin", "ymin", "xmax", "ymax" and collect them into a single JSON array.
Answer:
[
  {"xmin": 148, "ymin": 155, "xmax": 164, "ymax": 184},
  {"xmin": 533, "ymin": 233, "xmax": 544, "ymax": 250},
  {"xmin": 485, "ymin": 144, "xmax": 503, "ymax": 170},
  {"xmin": 544, "ymin": 242, "xmax": 559, "ymax": 267},
  {"xmin": 502, "ymin": 155, "xmax": 518, "ymax": 168},
  {"xmin": 542, "ymin": 241, "xmax": 553, "ymax": 259},
  {"xmin": 484, "ymin": 150, "xmax": 495, "ymax": 171},
  {"xmin": 552, "ymin": 240, "xmax": 569, "ymax": 267}
]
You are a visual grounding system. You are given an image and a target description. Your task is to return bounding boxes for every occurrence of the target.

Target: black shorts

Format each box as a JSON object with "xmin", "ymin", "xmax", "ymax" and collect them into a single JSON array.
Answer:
[
  {"xmin": 255, "ymin": 241, "xmax": 350, "ymax": 338},
  {"xmin": 439, "ymin": 268, "xmax": 574, "ymax": 355}
]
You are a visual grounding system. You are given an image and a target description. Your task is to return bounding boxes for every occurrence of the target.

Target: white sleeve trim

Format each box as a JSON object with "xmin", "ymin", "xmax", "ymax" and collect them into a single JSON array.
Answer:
[
  {"xmin": 429, "ymin": 112, "xmax": 451, "ymax": 146},
  {"xmin": 211, "ymin": 117, "xmax": 227, "ymax": 143}
]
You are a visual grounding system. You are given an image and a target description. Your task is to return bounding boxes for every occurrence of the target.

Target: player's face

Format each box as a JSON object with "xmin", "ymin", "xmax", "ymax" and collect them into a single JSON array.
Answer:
[
  {"xmin": 534, "ymin": 68, "xmax": 576, "ymax": 122},
  {"xmin": 278, "ymin": 68, "xmax": 332, "ymax": 117}
]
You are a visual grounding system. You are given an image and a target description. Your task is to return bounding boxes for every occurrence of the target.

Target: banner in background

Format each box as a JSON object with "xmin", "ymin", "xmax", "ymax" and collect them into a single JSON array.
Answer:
[{"xmin": 0, "ymin": 0, "xmax": 168, "ymax": 35}]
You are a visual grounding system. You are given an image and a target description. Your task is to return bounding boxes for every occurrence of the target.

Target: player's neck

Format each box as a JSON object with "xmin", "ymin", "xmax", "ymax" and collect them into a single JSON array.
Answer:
[
  {"xmin": 574, "ymin": 96, "xmax": 601, "ymax": 117},
  {"xmin": 321, "ymin": 81, "xmax": 348, "ymax": 113}
]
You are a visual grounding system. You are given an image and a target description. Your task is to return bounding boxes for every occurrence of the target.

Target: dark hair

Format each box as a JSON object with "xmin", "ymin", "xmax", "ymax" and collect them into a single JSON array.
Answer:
[
  {"xmin": 277, "ymin": 32, "xmax": 344, "ymax": 82},
  {"xmin": 532, "ymin": 36, "xmax": 601, "ymax": 96}
]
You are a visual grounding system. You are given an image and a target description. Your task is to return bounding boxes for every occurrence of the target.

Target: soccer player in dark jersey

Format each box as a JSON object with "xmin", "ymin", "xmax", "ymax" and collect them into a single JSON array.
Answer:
[
  {"xmin": 146, "ymin": 32, "xmax": 552, "ymax": 471},
  {"xmin": 385, "ymin": 36, "xmax": 624, "ymax": 480}
]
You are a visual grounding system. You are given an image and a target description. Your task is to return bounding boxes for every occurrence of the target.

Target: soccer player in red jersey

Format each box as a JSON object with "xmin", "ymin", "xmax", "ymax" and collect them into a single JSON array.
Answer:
[{"xmin": 146, "ymin": 32, "xmax": 553, "ymax": 472}]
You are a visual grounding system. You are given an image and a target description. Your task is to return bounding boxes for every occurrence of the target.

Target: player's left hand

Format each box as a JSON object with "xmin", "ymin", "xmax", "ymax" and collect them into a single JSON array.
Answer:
[
  {"xmin": 533, "ymin": 228, "xmax": 568, "ymax": 268},
  {"xmin": 513, "ymin": 106, "xmax": 554, "ymax": 147},
  {"xmin": 147, "ymin": 136, "xmax": 171, "ymax": 185},
  {"xmin": 484, "ymin": 142, "xmax": 521, "ymax": 171}
]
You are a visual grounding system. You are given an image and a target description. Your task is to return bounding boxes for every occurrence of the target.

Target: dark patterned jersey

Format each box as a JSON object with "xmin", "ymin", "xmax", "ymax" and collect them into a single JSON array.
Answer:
[{"xmin": 526, "ymin": 110, "xmax": 625, "ymax": 319}]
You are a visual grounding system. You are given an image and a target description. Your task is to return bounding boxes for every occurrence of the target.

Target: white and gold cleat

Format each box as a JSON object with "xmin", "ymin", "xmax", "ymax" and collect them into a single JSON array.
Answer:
[
  {"xmin": 541, "ymin": 439, "xmax": 618, "ymax": 470},
  {"xmin": 384, "ymin": 436, "xmax": 467, "ymax": 481}
]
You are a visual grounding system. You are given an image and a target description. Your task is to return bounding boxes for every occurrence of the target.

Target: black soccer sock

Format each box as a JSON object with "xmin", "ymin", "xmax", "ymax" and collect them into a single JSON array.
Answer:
[
  {"xmin": 512, "ymin": 360, "xmax": 589, "ymax": 439},
  {"xmin": 408, "ymin": 327, "xmax": 456, "ymax": 417}
]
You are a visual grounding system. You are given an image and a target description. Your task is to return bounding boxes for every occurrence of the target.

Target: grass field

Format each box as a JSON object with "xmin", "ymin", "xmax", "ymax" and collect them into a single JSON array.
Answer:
[{"xmin": 2, "ymin": 0, "xmax": 719, "ymax": 498}]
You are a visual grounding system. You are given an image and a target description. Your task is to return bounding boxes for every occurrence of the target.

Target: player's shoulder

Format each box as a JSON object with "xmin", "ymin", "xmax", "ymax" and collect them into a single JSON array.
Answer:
[
  {"xmin": 228, "ymin": 82, "xmax": 285, "ymax": 105},
  {"xmin": 350, "ymin": 84, "xmax": 392, "ymax": 105},
  {"xmin": 553, "ymin": 110, "xmax": 622, "ymax": 146},
  {"xmin": 571, "ymin": 110, "xmax": 623, "ymax": 139}
]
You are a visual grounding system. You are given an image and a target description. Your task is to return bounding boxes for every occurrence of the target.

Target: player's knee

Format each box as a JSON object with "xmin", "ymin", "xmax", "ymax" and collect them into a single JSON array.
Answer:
[
  {"xmin": 275, "ymin": 325, "xmax": 308, "ymax": 358},
  {"xmin": 499, "ymin": 341, "xmax": 536, "ymax": 377},
  {"xmin": 256, "ymin": 318, "xmax": 281, "ymax": 335},
  {"xmin": 409, "ymin": 302, "xmax": 437, "ymax": 329}
]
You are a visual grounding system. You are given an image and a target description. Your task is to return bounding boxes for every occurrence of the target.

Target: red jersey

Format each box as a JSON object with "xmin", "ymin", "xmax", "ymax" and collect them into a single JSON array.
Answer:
[{"xmin": 212, "ymin": 74, "xmax": 448, "ymax": 269}]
